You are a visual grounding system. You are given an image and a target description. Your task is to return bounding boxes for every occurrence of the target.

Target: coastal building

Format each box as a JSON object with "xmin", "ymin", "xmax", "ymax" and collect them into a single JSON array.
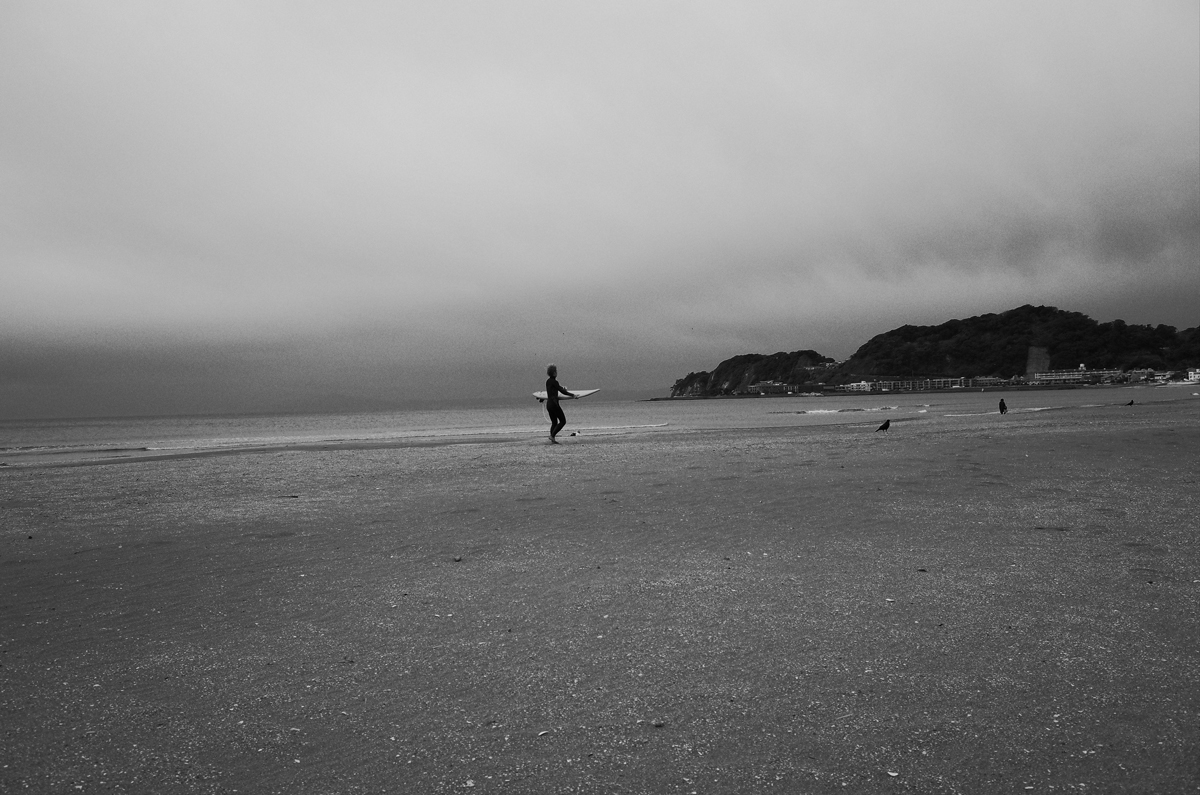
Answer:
[
  {"xmin": 828, "ymin": 376, "xmax": 1010, "ymax": 393},
  {"xmin": 1031, "ymin": 366, "xmax": 1123, "ymax": 384},
  {"xmin": 874, "ymin": 377, "xmax": 968, "ymax": 391},
  {"xmin": 1188, "ymin": 369, "xmax": 1200, "ymax": 382},
  {"xmin": 743, "ymin": 380, "xmax": 793, "ymax": 395},
  {"xmin": 826, "ymin": 367, "xmax": 1169, "ymax": 393}
]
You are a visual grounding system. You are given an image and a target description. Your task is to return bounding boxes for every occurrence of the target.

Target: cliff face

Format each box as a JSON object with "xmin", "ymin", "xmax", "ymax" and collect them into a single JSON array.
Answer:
[
  {"xmin": 670, "ymin": 350, "xmax": 836, "ymax": 397},
  {"xmin": 835, "ymin": 305, "xmax": 1197, "ymax": 380}
]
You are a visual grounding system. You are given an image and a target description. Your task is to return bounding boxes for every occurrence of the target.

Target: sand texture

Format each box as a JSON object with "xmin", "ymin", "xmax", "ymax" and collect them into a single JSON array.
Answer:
[{"xmin": 2, "ymin": 400, "xmax": 1199, "ymax": 793}]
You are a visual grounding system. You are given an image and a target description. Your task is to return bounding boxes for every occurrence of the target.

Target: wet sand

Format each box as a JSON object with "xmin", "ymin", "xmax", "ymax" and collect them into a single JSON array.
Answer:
[{"xmin": 2, "ymin": 399, "xmax": 1198, "ymax": 793}]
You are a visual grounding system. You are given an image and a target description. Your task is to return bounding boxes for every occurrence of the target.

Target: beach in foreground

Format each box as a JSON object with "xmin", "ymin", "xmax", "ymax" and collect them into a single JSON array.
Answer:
[{"xmin": 2, "ymin": 398, "xmax": 1198, "ymax": 793}]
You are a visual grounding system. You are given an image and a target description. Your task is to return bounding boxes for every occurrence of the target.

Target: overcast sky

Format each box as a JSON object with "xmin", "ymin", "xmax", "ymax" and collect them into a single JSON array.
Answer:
[{"xmin": 2, "ymin": 1, "xmax": 1197, "ymax": 417}]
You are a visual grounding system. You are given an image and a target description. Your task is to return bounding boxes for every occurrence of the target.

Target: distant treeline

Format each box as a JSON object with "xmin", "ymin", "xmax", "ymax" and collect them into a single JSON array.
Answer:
[{"xmin": 670, "ymin": 305, "xmax": 1199, "ymax": 397}]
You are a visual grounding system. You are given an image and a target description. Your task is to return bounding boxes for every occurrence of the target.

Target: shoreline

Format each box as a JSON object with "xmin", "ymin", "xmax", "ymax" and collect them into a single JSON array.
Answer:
[
  {"xmin": 0, "ymin": 434, "xmax": 533, "ymax": 469},
  {"xmin": 4, "ymin": 389, "xmax": 1196, "ymax": 469},
  {"xmin": 650, "ymin": 381, "xmax": 1184, "ymax": 401}
]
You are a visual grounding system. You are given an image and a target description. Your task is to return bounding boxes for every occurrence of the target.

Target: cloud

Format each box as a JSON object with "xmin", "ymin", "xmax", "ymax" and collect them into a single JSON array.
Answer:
[{"xmin": 0, "ymin": 1, "xmax": 1196, "ymax": 415}]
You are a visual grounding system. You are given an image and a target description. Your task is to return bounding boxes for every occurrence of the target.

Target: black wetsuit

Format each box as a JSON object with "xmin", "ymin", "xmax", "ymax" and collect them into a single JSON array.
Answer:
[{"xmin": 546, "ymin": 376, "xmax": 573, "ymax": 439}]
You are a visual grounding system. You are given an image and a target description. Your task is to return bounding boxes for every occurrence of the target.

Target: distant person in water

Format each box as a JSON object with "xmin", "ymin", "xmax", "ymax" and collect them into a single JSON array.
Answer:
[
  {"xmin": 544, "ymin": 363, "xmax": 575, "ymax": 443},
  {"xmin": 999, "ymin": 399, "xmax": 1008, "ymax": 415}
]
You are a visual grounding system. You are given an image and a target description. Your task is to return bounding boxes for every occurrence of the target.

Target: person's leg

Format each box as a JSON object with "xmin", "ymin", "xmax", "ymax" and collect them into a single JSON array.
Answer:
[{"xmin": 549, "ymin": 404, "xmax": 566, "ymax": 440}]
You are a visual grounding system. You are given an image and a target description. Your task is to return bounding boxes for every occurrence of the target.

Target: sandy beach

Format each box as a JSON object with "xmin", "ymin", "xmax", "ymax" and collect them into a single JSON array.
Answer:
[{"xmin": 2, "ymin": 398, "xmax": 1198, "ymax": 793}]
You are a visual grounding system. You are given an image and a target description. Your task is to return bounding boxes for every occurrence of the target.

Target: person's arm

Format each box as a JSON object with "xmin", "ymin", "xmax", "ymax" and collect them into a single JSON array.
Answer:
[{"xmin": 557, "ymin": 383, "xmax": 575, "ymax": 398}]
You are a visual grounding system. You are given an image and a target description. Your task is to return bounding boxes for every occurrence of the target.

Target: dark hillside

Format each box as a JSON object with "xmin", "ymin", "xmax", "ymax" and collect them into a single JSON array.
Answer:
[
  {"xmin": 667, "ymin": 305, "xmax": 1198, "ymax": 395},
  {"xmin": 671, "ymin": 350, "xmax": 835, "ymax": 397},
  {"xmin": 835, "ymin": 305, "xmax": 1197, "ymax": 380}
]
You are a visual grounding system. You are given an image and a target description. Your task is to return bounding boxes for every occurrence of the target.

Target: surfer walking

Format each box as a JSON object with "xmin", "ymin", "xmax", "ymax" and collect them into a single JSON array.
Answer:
[
  {"xmin": 999, "ymin": 399, "xmax": 1008, "ymax": 415},
  {"xmin": 544, "ymin": 363, "xmax": 575, "ymax": 443}
]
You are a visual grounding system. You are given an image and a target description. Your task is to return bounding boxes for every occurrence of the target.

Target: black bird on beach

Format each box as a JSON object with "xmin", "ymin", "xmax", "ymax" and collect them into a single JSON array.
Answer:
[
  {"xmin": 875, "ymin": 419, "xmax": 890, "ymax": 433},
  {"xmin": 999, "ymin": 399, "xmax": 1008, "ymax": 415},
  {"xmin": 1126, "ymin": 400, "xmax": 1135, "ymax": 406}
]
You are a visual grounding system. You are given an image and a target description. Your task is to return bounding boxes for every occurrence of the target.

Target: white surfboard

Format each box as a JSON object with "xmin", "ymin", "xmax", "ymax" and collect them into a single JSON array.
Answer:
[{"xmin": 533, "ymin": 388, "xmax": 599, "ymax": 401}]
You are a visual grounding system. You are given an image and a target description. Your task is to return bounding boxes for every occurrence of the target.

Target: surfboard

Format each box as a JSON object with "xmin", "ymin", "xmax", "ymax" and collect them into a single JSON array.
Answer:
[{"xmin": 533, "ymin": 388, "xmax": 599, "ymax": 401}]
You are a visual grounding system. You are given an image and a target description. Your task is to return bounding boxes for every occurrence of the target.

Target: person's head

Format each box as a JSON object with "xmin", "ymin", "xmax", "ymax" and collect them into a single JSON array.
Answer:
[{"xmin": 547, "ymin": 364, "xmax": 557, "ymax": 377}]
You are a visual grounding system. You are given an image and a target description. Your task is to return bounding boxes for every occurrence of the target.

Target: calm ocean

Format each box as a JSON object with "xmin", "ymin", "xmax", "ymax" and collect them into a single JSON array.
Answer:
[{"xmin": 0, "ymin": 385, "xmax": 1177, "ymax": 467}]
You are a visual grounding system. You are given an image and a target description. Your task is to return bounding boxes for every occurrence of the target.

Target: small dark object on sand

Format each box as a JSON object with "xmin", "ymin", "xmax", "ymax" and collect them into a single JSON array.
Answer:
[
  {"xmin": 876, "ymin": 419, "xmax": 890, "ymax": 433},
  {"xmin": 999, "ymin": 399, "xmax": 1008, "ymax": 415},
  {"xmin": 1126, "ymin": 400, "xmax": 1135, "ymax": 406}
]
